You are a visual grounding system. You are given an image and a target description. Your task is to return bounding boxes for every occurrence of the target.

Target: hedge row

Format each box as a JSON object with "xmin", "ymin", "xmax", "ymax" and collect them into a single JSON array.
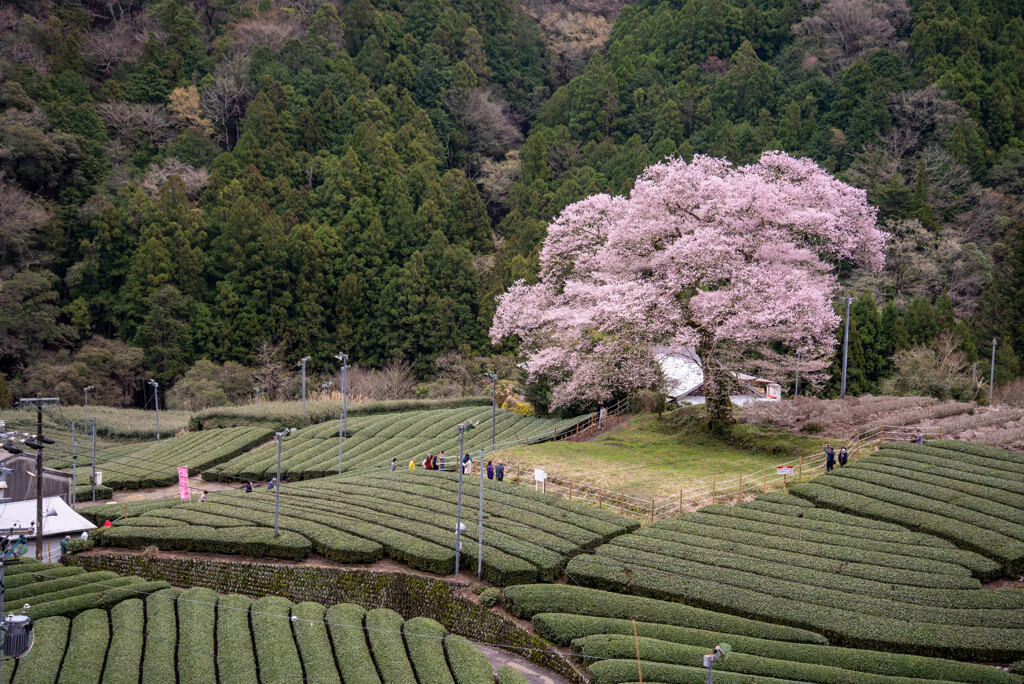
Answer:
[
  {"xmin": 6, "ymin": 565, "xmax": 82, "ymax": 589},
  {"xmin": 883, "ymin": 443, "xmax": 1024, "ymax": 483},
  {"xmin": 292, "ymin": 602, "xmax": 342, "ymax": 684},
  {"xmin": 19, "ymin": 576, "xmax": 140, "ymax": 611},
  {"xmin": 497, "ymin": 666, "xmax": 530, "ymax": 684},
  {"xmin": 148, "ymin": 508, "xmax": 259, "ymax": 528},
  {"xmin": 648, "ymin": 515, "xmax": 980, "ymax": 583},
  {"xmin": 251, "ymin": 596, "xmax": 304, "ymax": 684},
  {"xmin": 99, "ymin": 599, "xmax": 144, "ymax": 684},
  {"xmin": 78, "ymin": 497, "xmax": 183, "ymax": 525},
  {"xmin": 789, "ymin": 482, "xmax": 1024, "ymax": 573},
  {"xmin": 27, "ymin": 580, "xmax": 171, "ymax": 621},
  {"xmin": 870, "ymin": 449, "xmax": 1024, "ymax": 497},
  {"xmin": 325, "ymin": 604, "xmax": 382, "ymax": 684},
  {"xmin": 930, "ymin": 440, "xmax": 1024, "ymax": 465},
  {"xmin": 10, "ymin": 616, "xmax": 68, "ymax": 684},
  {"xmin": 832, "ymin": 465, "xmax": 1024, "ymax": 528},
  {"xmin": 141, "ymin": 589, "xmax": 180, "ymax": 684},
  {"xmin": 578, "ymin": 637, "xmax": 967, "ymax": 684},
  {"xmin": 177, "ymin": 587, "xmax": 218, "ymax": 684},
  {"xmin": 588, "ymin": 541, "xmax": 1015, "ymax": 627},
  {"xmin": 8, "ymin": 571, "xmax": 122, "ymax": 602},
  {"xmin": 216, "ymin": 594, "xmax": 259, "ymax": 684},
  {"xmin": 97, "ymin": 524, "xmax": 312, "ymax": 561},
  {"xmin": 501, "ymin": 585, "xmax": 826, "ymax": 644},
  {"xmin": 535, "ymin": 615, "xmax": 1018, "ymax": 684},
  {"xmin": 57, "ymin": 609, "xmax": 109, "ymax": 684},
  {"xmin": 366, "ymin": 608, "xmax": 418, "ymax": 684},
  {"xmin": 445, "ymin": 634, "xmax": 495, "ymax": 684},
  {"xmin": 405, "ymin": 617, "xmax": 456, "ymax": 684},
  {"xmin": 563, "ymin": 554, "xmax": 1024, "ymax": 661},
  {"xmin": 588, "ymin": 659, "xmax": 794, "ymax": 684}
]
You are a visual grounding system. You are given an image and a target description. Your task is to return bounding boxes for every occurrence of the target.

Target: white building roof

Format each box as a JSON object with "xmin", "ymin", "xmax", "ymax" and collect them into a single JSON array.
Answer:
[{"xmin": 0, "ymin": 496, "xmax": 96, "ymax": 538}]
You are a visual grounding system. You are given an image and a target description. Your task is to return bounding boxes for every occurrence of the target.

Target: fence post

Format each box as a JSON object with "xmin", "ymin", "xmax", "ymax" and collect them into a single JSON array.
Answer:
[
  {"xmin": 679, "ymin": 488, "xmax": 682, "ymax": 513},
  {"xmin": 650, "ymin": 499, "xmax": 654, "ymax": 523},
  {"xmin": 939, "ymin": 425, "xmax": 943, "ymax": 440},
  {"xmin": 879, "ymin": 424, "xmax": 884, "ymax": 443},
  {"xmin": 712, "ymin": 480, "xmax": 716, "ymax": 505},
  {"xmin": 763, "ymin": 467, "xmax": 767, "ymax": 493},
  {"xmin": 737, "ymin": 475, "xmax": 742, "ymax": 501},
  {"xmin": 569, "ymin": 480, "xmax": 572, "ymax": 502},
  {"xmin": 542, "ymin": 480, "xmax": 546, "ymax": 495},
  {"xmin": 621, "ymin": 492, "xmax": 625, "ymax": 515},
  {"xmin": 599, "ymin": 489, "xmax": 602, "ymax": 509},
  {"xmin": 797, "ymin": 455, "xmax": 802, "ymax": 482}
]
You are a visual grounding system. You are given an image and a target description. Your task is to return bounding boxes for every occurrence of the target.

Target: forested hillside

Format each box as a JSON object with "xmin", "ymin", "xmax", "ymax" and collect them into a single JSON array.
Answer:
[{"xmin": 0, "ymin": 0, "xmax": 1021, "ymax": 407}]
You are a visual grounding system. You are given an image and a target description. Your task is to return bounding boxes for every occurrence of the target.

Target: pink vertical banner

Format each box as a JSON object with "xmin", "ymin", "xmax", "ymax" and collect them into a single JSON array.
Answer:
[{"xmin": 178, "ymin": 466, "xmax": 191, "ymax": 500}]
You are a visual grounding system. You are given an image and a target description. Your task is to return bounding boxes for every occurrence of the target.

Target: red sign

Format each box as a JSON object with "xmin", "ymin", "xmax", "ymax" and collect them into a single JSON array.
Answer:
[
  {"xmin": 178, "ymin": 466, "xmax": 191, "ymax": 500},
  {"xmin": 777, "ymin": 466, "xmax": 794, "ymax": 475}
]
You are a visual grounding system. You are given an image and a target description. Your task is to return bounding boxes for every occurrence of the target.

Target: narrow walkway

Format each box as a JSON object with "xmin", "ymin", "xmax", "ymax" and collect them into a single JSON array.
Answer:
[{"xmin": 477, "ymin": 645, "xmax": 573, "ymax": 684}]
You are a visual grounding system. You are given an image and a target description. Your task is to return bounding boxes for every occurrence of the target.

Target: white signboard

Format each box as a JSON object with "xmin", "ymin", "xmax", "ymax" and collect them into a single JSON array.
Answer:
[
  {"xmin": 777, "ymin": 466, "xmax": 794, "ymax": 475},
  {"xmin": 534, "ymin": 469, "xmax": 547, "ymax": 482}
]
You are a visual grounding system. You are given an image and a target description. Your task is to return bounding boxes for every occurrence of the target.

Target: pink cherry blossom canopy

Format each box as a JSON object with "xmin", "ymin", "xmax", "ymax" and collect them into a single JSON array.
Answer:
[{"xmin": 491, "ymin": 152, "xmax": 887, "ymax": 409}]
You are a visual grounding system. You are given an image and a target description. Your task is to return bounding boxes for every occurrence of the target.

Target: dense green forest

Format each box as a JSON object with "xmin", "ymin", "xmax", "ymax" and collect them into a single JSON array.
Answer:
[{"xmin": 0, "ymin": 0, "xmax": 1021, "ymax": 408}]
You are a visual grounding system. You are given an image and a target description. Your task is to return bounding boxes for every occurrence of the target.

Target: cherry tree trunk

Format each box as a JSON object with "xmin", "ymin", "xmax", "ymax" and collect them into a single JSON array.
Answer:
[{"xmin": 699, "ymin": 341, "xmax": 734, "ymax": 435}]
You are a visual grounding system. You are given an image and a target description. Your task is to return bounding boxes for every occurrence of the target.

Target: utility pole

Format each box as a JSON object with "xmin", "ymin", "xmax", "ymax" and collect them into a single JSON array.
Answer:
[
  {"xmin": 273, "ymin": 429, "xmax": 290, "ymax": 536},
  {"xmin": 990, "ymin": 337, "xmax": 997, "ymax": 406},
  {"xmin": 71, "ymin": 423, "xmax": 76, "ymax": 508},
  {"xmin": 336, "ymin": 353, "xmax": 349, "ymax": 474},
  {"xmin": 840, "ymin": 296, "xmax": 854, "ymax": 397},
  {"xmin": 454, "ymin": 419, "xmax": 474, "ymax": 575},
  {"xmin": 477, "ymin": 448, "xmax": 485, "ymax": 581},
  {"xmin": 83, "ymin": 386, "xmax": 93, "ymax": 427},
  {"xmin": 254, "ymin": 386, "xmax": 260, "ymax": 404},
  {"xmin": 148, "ymin": 379, "xmax": 160, "ymax": 441},
  {"xmin": 91, "ymin": 419, "xmax": 97, "ymax": 502},
  {"xmin": 298, "ymin": 357, "xmax": 310, "ymax": 419},
  {"xmin": 487, "ymin": 373, "xmax": 498, "ymax": 452}
]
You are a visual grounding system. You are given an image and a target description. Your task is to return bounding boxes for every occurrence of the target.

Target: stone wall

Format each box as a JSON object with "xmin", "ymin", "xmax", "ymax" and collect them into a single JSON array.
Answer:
[{"xmin": 66, "ymin": 551, "xmax": 584, "ymax": 683}]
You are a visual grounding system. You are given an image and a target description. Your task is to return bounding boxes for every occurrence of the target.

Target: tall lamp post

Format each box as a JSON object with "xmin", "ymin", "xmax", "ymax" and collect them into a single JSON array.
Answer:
[
  {"xmin": 298, "ymin": 357, "xmax": 310, "ymax": 419},
  {"xmin": 273, "ymin": 428, "xmax": 292, "ymax": 536},
  {"xmin": 254, "ymin": 386, "xmax": 260, "ymax": 404},
  {"xmin": 486, "ymin": 372, "xmax": 498, "ymax": 452},
  {"xmin": 335, "ymin": 353, "xmax": 349, "ymax": 474},
  {"xmin": 148, "ymin": 379, "xmax": 160, "ymax": 441},
  {"xmin": 990, "ymin": 337, "xmax": 997, "ymax": 406},
  {"xmin": 840, "ymin": 296, "xmax": 855, "ymax": 397},
  {"xmin": 83, "ymin": 386, "xmax": 93, "ymax": 426},
  {"xmin": 454, "ymin": 419, "xmax": 475, "ymax": 575}
]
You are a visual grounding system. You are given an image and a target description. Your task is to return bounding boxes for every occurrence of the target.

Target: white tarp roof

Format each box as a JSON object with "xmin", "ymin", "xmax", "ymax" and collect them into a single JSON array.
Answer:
[
  {"xmin": 0, "ymin": 496, "xmax": 96, "ymax": 538},
  {"xmin": 653, "ymin": 346, "xmax": 705, "ymax": 399}
]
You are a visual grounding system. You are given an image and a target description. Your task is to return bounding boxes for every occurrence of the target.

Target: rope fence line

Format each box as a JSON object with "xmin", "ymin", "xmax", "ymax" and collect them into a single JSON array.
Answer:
[{"xmin": 500, "ymin": 423, "xmax": 945, "ymax": 522}]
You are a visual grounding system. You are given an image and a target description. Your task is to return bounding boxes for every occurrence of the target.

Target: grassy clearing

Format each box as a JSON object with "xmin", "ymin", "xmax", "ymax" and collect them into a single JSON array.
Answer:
[
  {"xmin": 40, "ymin": 406, "xmax": 191, "ymax": 440},
  {"xmin": 495, "ymin": 410, "xmax": 826, "ymax": 498}
]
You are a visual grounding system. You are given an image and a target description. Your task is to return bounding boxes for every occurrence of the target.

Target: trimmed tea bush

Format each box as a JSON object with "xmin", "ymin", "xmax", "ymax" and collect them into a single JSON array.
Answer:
[
  {"xmin": 404, "ymin": 617, "xmax": 456, "ymax": 684},
  {"xmin": 497, "ymin": 665, "xmax": 531, "ymax": 684},
  {"xmin": 142, "ymin": 589, "xmax": 180, "ymax": 684},
  {"xmin": 94, "ymin": 599, "xmax": 144, "ymax": 684},
  {"xmin": 479, "ymin": 588, "xmax": 500, "ymax": 607},
  {"xmin": 251, "ymin": 596, "xmax": 304, "ymax": 684},
  {"xmin": 177, "ymin": 587, "xmax": 218, "ymax": 684},
  {"xmin": 291, "ymin": 602, "xmax": 342, "ymax": 684},
  {"xmin": 366, "ymin": 608, "xmax": 418, "ymax": 684},
  {"xmin": 445, "ymin": 634, "xmax": 495, "ymax": 684},
  {"xmin": 56, "ymin": 609, "xmax": 109, "ymax": 684},
  {"xmin": 216, "ymin": 594, "xmax": 259, "ymax": 684},
  {"xmin": 326, "ymin": 604, "xmax": 381, "ymax": 684},
  {"xmin": 10, "ymin": 616, "xmax": 69, "ymax": 684}
]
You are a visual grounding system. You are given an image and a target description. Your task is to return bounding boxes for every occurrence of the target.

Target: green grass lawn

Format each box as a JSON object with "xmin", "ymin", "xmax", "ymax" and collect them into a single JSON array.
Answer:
[{"xmin": 495, "ymin": 409, "xmax": 830, "ymax": 498}]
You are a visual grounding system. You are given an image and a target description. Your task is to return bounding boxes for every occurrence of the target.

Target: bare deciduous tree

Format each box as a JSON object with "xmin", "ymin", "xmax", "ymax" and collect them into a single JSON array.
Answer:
[
  {"xmin": 82, "ymin": 13, "xmax": 155, "ymax": 75},
  {"xmin": 200, "ymin": 58, "xmax": 254, "ymax": 148},
  {"xmin": 0, "ymin": 172, "xmax": 52, "ymax": 278},
  {"xmin": 444, "ymin": 87, "xmax": 523, "ymax": 166},
  {"xmin": 252, "ymin": 340, "xmax": 291, "ymax": 401},
  {"xmin": 96, "ymin": 102, "xmax": 175, "ymax": 150},
  {"xmin": 229, "ymin": 17, "xmax": 302, "ymax": 54},
  {"xmin": 140, "ymin": 158, "xmax": 210, "ymax": 199},
  {"xmin": 794, "ymin": 0, "xmax": 909, "ymax": 73}
]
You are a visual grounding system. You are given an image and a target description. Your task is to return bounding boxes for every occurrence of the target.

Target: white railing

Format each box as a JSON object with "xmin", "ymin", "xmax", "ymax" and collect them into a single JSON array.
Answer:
[{"xmin": 505, "ymin": 423, "xmax": 945, "ymax": 522}]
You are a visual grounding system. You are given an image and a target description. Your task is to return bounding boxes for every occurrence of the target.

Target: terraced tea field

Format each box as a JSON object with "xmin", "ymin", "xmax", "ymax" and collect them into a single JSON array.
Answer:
[
  {"xmin": 1, "ymin": 566, "xmax": 497, "ymax": 684},
  {"xmin": 205, "ymin": 405, "xmax": 588, "ymax": 482}
]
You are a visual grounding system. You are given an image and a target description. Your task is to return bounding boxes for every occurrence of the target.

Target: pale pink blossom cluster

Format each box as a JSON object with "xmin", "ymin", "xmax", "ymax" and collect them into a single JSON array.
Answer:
[{"xmin": 491, "ymin": 152, "xmax": 888, "ymax": 408}]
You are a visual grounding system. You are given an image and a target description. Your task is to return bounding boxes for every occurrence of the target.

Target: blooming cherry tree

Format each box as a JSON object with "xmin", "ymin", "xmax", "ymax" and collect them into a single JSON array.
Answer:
[{"xmin": 490, "ymin": 152, "xmax": 887, "ymax": 430}]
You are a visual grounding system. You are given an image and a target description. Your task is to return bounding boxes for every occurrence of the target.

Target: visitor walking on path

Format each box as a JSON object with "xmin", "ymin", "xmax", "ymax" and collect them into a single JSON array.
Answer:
[
  {"xmin": 408, "ymin": 458, "xmax": 416, "ymax": 470},
  {"xmin": 496, "ymin": 462, "xmax": 504, "ymax": 482},
  {"xmin": 245, "ymin": 482, "xmax": 253, "ymax": 493},
  {"xmin": 598, "ymin": 401, "xmax": 607, "ymax": 429},
  {"xmin": 439, "ymin": 451, "xmax": 446, "ymax": 471},
  {"xmin": 60, "ymin": 535, "xmax": 70, "ymax": 556},
  {"xmin": 914, "ymin": 430, "xmax": 924, "ymax": 445},
  {"xmin": 487, "ymin": 461, "xmax": 494, "ymax": 480},
  {"xmin": 390, "ymin": 458, "xmax": 397, "ymax": 472},
  {"xmin": 463, "ymin": 455, "xmax": 473, "ymax": 475},
  {"xmin": 838, "ymin": 447, "xmax": 849, "ymax": 467},
  {"xmin": 825, "ymin": 444, "xmax": 836, "ymax": 472}
]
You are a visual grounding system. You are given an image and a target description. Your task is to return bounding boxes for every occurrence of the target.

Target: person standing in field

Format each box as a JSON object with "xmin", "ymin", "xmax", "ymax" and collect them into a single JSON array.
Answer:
[
  {"xmin": 463, "ymin": 455, "xmax": 473, "ymax": 475},
  {"xmin": 598, "ymin": 401, "xmax": 607, "ymax": 429},
  {"xmin": 409, "ymin": 457, "xmax": 416, "ymax": 470},
  {"xmin": 914, "ymin": 430, "xmax": 924, "ymax": 445},
  {"xmin": 200, "ymin": 490, "xmax": 208, "ymax": 502},
  {"xmin": 825, "ymin": 444, "xmax": 836, "ymax": 472},
  {"xmin": 245, "ymin": 482, "xmax": 253, "ymax": 493},
  {"xmin": 496, "ymin": 462, "xmax": 505, "ymax": 482},
  {"xmin": 487, "ymin": 461, "xmax": 494, "ymax": 480},
  {"xmin": 390, "ymin": 458, "xmax": 397, "ymax": 472},
  {"xmin": 439, "ymin": 451, "xmax": 446, "ymax": 471},
  {"xmin": 838, "ymin": 447, "xmax": 849, "ymax": 467}
]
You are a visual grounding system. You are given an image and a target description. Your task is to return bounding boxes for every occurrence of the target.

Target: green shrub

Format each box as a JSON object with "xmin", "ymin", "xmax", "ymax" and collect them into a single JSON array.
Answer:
[
  {"xmin": 103, "ymin": 599, "xmax": 145, "ymax": 684},
  {"xmin": 178, "ymin": 587, "xmax": 218, "ymax": 684},
  {"xmin": 930, "ymin": 441, "xmax": 1024, "ymax": 465},
  {"xmin": 870, "ymin": 449, "xmax": 1024, "ymax": 497},
  {"xmin": 496, "ymin": 665, "xmax": 531, "ymax": 684},
  {"xmin": 501, "ymin": 585, "xmax": 826, "ymax": 644},
  {"xmin": 479, "ymin": 588, "xmax": 500, "ymax": 607},
  {"xmin": 325, "ymin": 604, "xmax": 381, "ymax": 684},
  {"xmin": 404, "ymin": 617, "xmax": 456, "ymax": 684},
  {"xmin": 78, "ymin": 497, "xmax": 182, "ymax": 525},
  {"xmin": 8, "ymin": 570, "xmax": 120, "ymax": 602},
  {"xmin": 6, "ymin": 565, "xmax": 82, "ymax": 588},
  {"xmin": 738, "ymin": 499, "xmax": 809, "ymax": 516},
  {"xmin": 216, "ymin": 594, "xmax": 259, "ymax": 684},
  {"xmin": 365, "ymin": 608, "xmax": 417, "ymax": 684},
  {"xmin": 291, "ymin": 602, "xmax": 341, "ymax": 684},
  {"xmin": 97, "ymin": 525, "xmax": 312, "ymax": 561},
  {"xmin": 563, "ymin": 555, "xmax": 1024, "ymax": 661},
  {"xmin": 9, "ymin": 616, "xmax": 69, "ymax": 683},
  {"xmin": 539, "ymin": 617, "xmax": 1019, "ymax": 684},
  {"xmin": 74, "ymin": 484, "xmax": 113, "ymax": 501},
  {"xmin": 56, "ymin": 609, "xmax": 109, "ymax": 684},
  {"xmin": 445, "ymin": 634, "xmax": 494, "ymax": 684},
  {"xmin": 1010, "ymin": 661, "xmax": 1024, "ymax": 675},
  {"xmin": 28, "ymin": 580, "xmax": 171, "ymax": 620},
  {"xmin": 20, "ymin": 576, "xmax": 139, "ymax": 608},
  {"xmin": 251, "ymin": 596, "xmax": 304, "ymax": 684},
  {"xmin": 142, "ymin": 589, "xmax": 181, "ymax": 684},
  {"xmin": 884, "ymin": 443, "xmax": 1024, "ymax": 481}
]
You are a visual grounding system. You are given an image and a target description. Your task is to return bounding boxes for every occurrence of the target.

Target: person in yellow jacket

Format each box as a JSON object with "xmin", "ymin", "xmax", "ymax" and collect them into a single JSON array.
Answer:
[{"xmin": 408, "ymin": 458, "xmax": 415, "ymax": 470}]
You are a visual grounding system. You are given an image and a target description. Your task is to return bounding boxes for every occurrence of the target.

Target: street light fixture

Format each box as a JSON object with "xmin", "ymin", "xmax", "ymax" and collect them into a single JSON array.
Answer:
[
  {"xmin": 273, "ymin": 428, "xmax": 293, "ymax": 536},
  {"xmin": 486, "ymin": 373, "xmax": 498, "ymax": 452},
  {"xmin": 297, "ymin": 357, "xmax": 310, "ymax": 419},
  {"xmin": 335, "ymin": 353, "xmax": 349, "ymax": 475},
  {"xmin": 148, "ymin": 379, "xmax": 160, "ymax": 442},
  {"xmin": 253, "ymin": 386, "xmax": 260, "ymax": 404},
  {"xmin": 840, "ymin": 296, "xmax": 855, "ymax": 398}
]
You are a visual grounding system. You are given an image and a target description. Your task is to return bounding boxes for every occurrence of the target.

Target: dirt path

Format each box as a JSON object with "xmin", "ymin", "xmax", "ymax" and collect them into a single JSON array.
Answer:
[{"xmin": 477, "ymin": 645, "xmax": 572, "ymax": 684}]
